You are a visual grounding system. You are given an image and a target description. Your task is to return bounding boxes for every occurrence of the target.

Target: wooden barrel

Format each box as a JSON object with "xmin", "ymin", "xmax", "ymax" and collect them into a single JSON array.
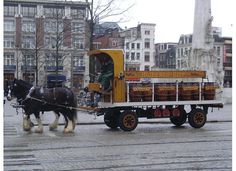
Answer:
[
  {"xmin": 167, "ymin": 83, "xmax": 176, "ymax": 101},
  {"xmin": 154, "ymin": 84, "xmax": 169, "ymax": 101},
  {"xmin": 203, "ymin": 83, "xmax": 216, "ymax": 100},
  {"xmin": 191, "ymin": 83, "xmax": 199, "ymax": 100},
  {"xmin": 179, "ymin": 83, "xmax": 192, "ymax": 101},
  {"xmin": 129, "ymin": 84, "xmax": 142, "ymax": 102},
  {"xmin": 142, "ymin": 86, "xmax": 152, "ymax": 101}
]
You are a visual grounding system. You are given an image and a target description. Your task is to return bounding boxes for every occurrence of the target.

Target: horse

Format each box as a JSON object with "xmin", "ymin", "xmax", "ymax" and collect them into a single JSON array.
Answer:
[{"xmin": 7, "ymin": 78, "xmax": 77, "ymax": 133}]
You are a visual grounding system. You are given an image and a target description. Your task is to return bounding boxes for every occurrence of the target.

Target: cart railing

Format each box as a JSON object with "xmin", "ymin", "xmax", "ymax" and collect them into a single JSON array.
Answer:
[{"xmin": 126, "ymin": 81, "xmax": 222, "ymax": 103}]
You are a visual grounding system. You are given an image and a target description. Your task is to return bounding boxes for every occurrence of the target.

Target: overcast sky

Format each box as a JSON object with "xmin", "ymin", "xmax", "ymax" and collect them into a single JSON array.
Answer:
[{"xmin": 116, "ymin": 0, "xmax": 234, "ymax": 43}]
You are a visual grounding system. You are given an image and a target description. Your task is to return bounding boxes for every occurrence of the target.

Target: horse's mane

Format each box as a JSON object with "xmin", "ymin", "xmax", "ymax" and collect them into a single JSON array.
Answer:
[{"xmin": 15, "ymin": 79, "xmax": 33, "ymax": 90}]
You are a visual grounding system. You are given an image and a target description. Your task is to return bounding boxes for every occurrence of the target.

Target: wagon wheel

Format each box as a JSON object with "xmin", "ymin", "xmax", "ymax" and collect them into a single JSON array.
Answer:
[
  {"xmin": 170, "ymin": 108, "xmax": 187, "ymax": 127},
  {"xmin": 188, "ymin": 108, "xmax": 207, "ymax": 128},
  {"xmin": 104, "ymin": 110, "xmax": 120, "ymax": 129},
  {"xmin": 118, "ymin": 110, "xmax": 138, "ymax": 131}
]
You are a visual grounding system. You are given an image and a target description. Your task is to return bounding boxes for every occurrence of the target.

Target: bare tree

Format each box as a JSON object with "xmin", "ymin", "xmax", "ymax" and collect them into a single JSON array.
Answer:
[
  {"xmin": 21, "ymin": 6, "xmax": 83, "ymax": 87},
  {"xmin": 20, "ymin": 16, "xmax": 44, "ymax": 85},
  {"xmin": 86, "ymin": 0, "xmax": 135, "ymax": 82}
]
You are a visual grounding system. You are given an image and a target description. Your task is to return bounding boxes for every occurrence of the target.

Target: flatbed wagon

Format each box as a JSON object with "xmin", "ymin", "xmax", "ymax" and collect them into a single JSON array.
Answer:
[{"xmin": 82, "ymin": 49, "xmax": 223, "ymax": 131}]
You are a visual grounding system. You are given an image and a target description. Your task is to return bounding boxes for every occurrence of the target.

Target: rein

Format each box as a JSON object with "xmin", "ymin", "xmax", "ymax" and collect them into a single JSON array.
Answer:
[
  {"xmin": 10, "ymin": 103, "xmax": 24, "ymax": 115},
  {"xmin": 25, "ymin": 96, "xmax": 78, "ymax": 110}
]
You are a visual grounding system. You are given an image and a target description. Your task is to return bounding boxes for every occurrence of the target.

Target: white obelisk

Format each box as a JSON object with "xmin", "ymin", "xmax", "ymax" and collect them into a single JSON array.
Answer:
[{"xmin": 191, "ymin": 0, "xmax": 220, "ymax": 83}]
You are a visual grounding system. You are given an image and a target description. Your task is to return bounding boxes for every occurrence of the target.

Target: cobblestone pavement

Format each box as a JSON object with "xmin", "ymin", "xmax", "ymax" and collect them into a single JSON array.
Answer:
[{"xmin": 4, "ymin": 100, "xmax": 232, "ymax": 171}]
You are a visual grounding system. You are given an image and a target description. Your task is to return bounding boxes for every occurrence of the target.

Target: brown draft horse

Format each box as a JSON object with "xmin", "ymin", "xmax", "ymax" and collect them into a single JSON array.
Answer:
[{"xmin": 7, "ymin": 78, "xmax": 77, "ymax": 133}]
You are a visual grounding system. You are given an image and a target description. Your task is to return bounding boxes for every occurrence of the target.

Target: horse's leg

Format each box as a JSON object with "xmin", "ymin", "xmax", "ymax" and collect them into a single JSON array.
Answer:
[
  {"xmin": 63, "ymin": 111, "xmax": 74, "ymax": 133},
  {"xmin": 34, "ymin": 112, "xmax": 43, "ymax": 133},
  {"xmin": 72, "ymin": 109, "xmax": 77, "ymax": 130},
  {"xmin": 23, "ymin": 114, "xmax": 31, "ymax": 132},
  {"xmin": 63, "ymin": 113, "xmax": 68, "ymax": 129},
  {"xmin": 49, "ymin": 111, "xmax": 60, "ymax": 131}
]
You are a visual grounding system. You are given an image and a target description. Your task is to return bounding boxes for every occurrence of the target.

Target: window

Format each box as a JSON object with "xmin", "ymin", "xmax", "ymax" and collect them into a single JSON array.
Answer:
[
  {"xmin": 44, "ymin": 37, "xmax": 50, "ymax": 47},
  {"xmin": 22, "ymin": 36, "xmax": 35, "ymax": 48},
  {"xmin": 4, "ymin": 5, "xmax": 17, "ymax": 16},
  {"xmin": 145, "ymin": 30, "xmax": 150, "ymax": 35},
  {"xmin": 46, "ymin": 54, "xmax": 55, "ymax": 66},
  {"xmin": 22, "ymin": 20, "xmax": 35, "ymax": 32},
  {"xmin": 131, "ymin": 53, "xmax": 135, "ymax": 60},
  {"xmin": 45, "ymin": 20, "xmax": 63, "ymax": 33},
  {"xmin": 93, "ymin": 42, "xmax": 101, "ymax": 49},
  {"xmin": 137, "ymin": 43, "xmax": 140, "ymax": 49},
  {"xmin": 4, "ymin": 20, "xmax": 15, "ymax": 32},
  {"xmin": 144, "ymin": 52, "xmax": 150, "ymax": 62},
  {"xmin": 136, "ymin": 53, "xmax": 140, "ymax": 60},
  {"xmin": 131, "ymin": 43, "xmax": 135, "ymax": 49},
  {"xmin": 126, "ymin": 43, "xmax": 129, "ymax": 49},
  {"xmin": 144, "ymin": 65, "xmax": 150, "ymax": 71},
  {"xmin": 21, "ymin": 6, "xmax": 37, "ymax": 17},
  {"xmin": 225, "ymin": 70, "xmax": 232, "ymax": 76},
  {"xmin": 217, "ymin": 47, "xmax": 221, "ymax": 56},
  {"xmin": 73, "ymin": 56, "xmax": 84, "ymax": 66},
  {"xmin": 4, "ymin": 35, "xmax": 14, "ymax": 48},
  {"xmin": 51, "ymin": 36, "xmax": 57, "ymax": 48},
  {"xmin": 144, "ymin": 38, "xmax": 150, "ymax": 48},
  {"xmin": 71, "ymin": 8, "xmax": 85, "ymax": 19},
  {"xmin": 184, "ymin": 48, "xmax": 188, "ymax": 55},
  {"xmin": 73, "ymin": 36, "xmax": 84, "ymax": 49},
  {"xmin": 72, "ymin": 22, "xmax": 84, "ymax": 33},
  {"xmin": 4, "ymin": 53, "xmax": 15, "ymax": 65},
  {"xmin": 126, "ymin": 52, "xmax": 129, "ymax": 60},
  {"xmin": 217, "ymin": 58, "xmax": 221, "ymax": 67},
  {"xmin": 112, "ymin": 41, "xmax": 117, "ymax": 47},
  {"xmin": 46, "ymin": 53, "xmax": 63, "ymax": 66},
  {"xmin": 22, "ymin": 54, "xmax": 35, "ymax": 66},
  {"xmin": 44, "ymin": 7, "xmax": 64, "ymax": 18},
  {"xmin": 181, "ymin": 48, "xmax": 183, "ymax": 56}
]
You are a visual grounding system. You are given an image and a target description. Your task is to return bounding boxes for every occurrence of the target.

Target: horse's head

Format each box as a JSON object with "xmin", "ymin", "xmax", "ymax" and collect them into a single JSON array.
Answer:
[
  {"xmin": 6, "ymin": 80, "xmax": 14, "ymax": 101},
  {"xmin": 7, "ymin": 78, "xmax": 32, "ymax": 101}
]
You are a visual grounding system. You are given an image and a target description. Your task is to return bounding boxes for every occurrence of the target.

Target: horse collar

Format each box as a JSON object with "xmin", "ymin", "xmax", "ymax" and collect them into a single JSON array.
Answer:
[{"xmin": 26, "ymin": 86, "xmax": 35, "ymax": 99}]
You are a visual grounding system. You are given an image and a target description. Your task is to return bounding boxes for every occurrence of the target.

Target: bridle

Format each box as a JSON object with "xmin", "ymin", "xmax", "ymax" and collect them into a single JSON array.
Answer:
[{"xmin": 7, "ymin": 85, "xmax": 12, "ymax": 101}]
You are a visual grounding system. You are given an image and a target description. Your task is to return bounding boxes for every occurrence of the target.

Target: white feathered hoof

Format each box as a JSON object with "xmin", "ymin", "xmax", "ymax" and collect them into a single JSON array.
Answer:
[
  {"xmin": 72, "ymin": 120, "xmax": 76, "ymax": 130},
  {"xmin": 23, "ymin": 118, "xmax": 31, "ymax": 132},
  {"xmin": 63, "ymin": 128, "xmax": 73, "ymax": 133},
  {"xmin": 49, "ymin": 123, "xmax": 58, "ymax": 131},
  {"xmin": 63, "ymin": 120, "xmax": 74, "ymax": 133},
  {"xmin": 23, "ymin": 126, "xmax": 31, "ymax": 132},
  {"xmin": 35, "ymin": 127, "xmax": 43, "ymax": 133}
]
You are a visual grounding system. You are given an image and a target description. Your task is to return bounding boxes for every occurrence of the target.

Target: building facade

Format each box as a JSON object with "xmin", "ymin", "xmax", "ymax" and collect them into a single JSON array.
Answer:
[
  {"xmin": 222, "ymin": 37, "xmax": 232, "ymax": 87},
  {"xmin": 4, "ymin": 0, "xmax": 89, "ymax": 89},
  {"xmin": 93, "ymin": 28, "xmax": 124, "ymax": 50},
  {"xmin": 175, "ymin": 34, "xmax": 193, "ymax": 69},
  {"xmin": 175, "ymin": 33, "xmax": 232, "ymax": 87},
  {"xmin": 155, "ymin": 42, "xmax": 177, "ymax": 69},
  {"xmin": 120, "ymin": 23, "xmax": 156, "ymax": 71}
]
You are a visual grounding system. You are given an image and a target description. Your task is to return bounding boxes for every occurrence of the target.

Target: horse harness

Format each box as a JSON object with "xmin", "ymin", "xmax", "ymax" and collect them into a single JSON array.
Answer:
[{"xmin": 22, "ymin": 86, "xmax": 76, "ymax": 110}]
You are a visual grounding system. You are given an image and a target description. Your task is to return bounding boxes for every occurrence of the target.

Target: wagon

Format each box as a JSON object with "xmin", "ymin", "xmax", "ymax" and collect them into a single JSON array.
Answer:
[{"xmin": 83, "ymin": 49, "xmax": 223, "ymax": 131}]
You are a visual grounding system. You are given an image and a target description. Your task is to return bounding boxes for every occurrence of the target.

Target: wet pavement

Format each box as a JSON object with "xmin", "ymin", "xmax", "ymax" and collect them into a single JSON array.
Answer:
[{"xmin": 4, "ymin": 100, "xmax": 232, "ymax": 171}]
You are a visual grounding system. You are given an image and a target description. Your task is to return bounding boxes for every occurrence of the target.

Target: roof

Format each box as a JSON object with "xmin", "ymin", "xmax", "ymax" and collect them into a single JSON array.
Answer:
[
  {"xmin": 4, "ymin": 0, "xmax": 89, "ymax": 7},
  {"xmin": 100, "ymin": 22, "xmax": 121, "ymax": 30}
]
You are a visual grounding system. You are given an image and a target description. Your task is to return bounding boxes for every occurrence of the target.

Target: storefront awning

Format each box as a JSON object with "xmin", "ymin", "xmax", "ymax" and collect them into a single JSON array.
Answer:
[{"xmin": 47, "ymin": 74, "xmax": 66, "ymax": 82}]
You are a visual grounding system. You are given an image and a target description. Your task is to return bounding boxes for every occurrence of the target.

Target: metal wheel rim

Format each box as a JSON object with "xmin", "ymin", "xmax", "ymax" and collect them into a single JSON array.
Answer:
[
  {"xmin": 123, "ymin": 114, "xmax": 136, "ymax": 128},
  {"xmin": 193, "ymin": 112, "xmax": 205, "ymax": 125}
]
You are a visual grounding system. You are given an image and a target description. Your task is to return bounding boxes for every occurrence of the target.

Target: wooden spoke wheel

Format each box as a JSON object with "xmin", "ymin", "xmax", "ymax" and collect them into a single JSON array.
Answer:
[
  {"xmin": 170, "ymin": 108, "xmax": 187, "ymax": 127},
  {"xmin": 118, "ymin": 110, "xmax": 138, "ymax": 131},
  {"xmin": 188, "ymin": 108, "xmax": 207, "ymax": 128},
  {"xmin": 104, "ymin": 110, "xmax": 120, "ymax": 129}
]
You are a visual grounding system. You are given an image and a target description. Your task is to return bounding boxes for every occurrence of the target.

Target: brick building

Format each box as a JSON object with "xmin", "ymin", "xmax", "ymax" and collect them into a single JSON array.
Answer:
[
  {"xmin": 4, "ymin": 0, "xmax": 89, "ymax": 89},
  {"xmin": 155, "ymin": 42, "xmax": 177, "ymax": 69}
]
